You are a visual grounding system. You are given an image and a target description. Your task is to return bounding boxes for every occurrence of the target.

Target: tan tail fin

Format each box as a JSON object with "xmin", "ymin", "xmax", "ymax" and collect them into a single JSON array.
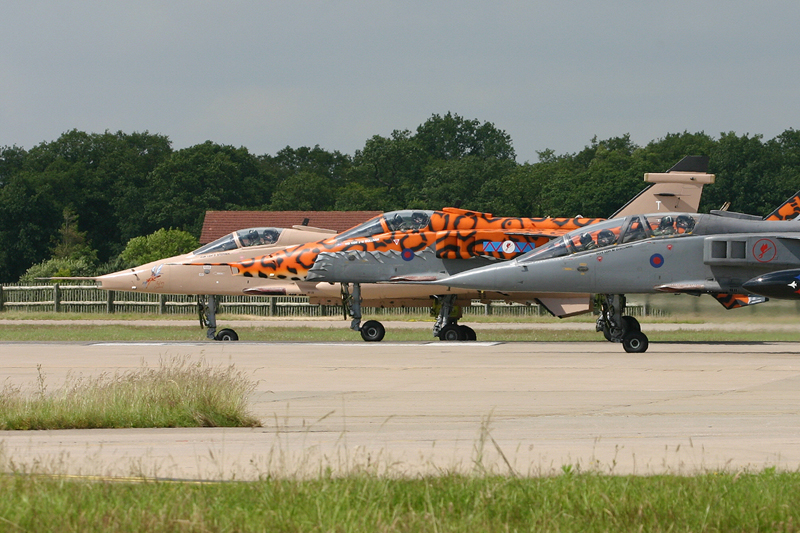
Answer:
[{"xmin": 613, "ymin": 156, "xmax": 714, "ymax": 217}]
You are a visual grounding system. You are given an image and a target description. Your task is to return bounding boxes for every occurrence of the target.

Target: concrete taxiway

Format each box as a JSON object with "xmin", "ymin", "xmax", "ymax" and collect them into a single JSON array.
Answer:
[{"xmin": 1, "ymin": 340, "xmax": 799, "ymax": 479}]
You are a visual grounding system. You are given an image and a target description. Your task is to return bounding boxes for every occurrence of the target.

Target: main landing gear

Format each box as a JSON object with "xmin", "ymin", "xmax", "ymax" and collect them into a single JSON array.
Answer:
[
  {"xmin": 342, "ymin": 283, "xmax": 386, "ymax": 342},
  {"xmin": 596, "ymin": 294, "xmax": 648, "ymax": 353},
  {"xmin": 431, "ymin": 295, "xmax": 476, "ymax": 341},
  {"xmin": 198, "ymin": 295, "xmax": 239, "ymax": 341},
  {"xmin": 341, "ymin": 284, "xmax": 476, "ymax": 342}
]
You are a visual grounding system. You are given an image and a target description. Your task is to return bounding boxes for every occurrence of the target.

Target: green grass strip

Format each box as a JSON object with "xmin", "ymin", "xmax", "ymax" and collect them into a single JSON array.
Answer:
[{"xmin": 0, "ymin": 471, "xmax": 798, "ymax": 532}]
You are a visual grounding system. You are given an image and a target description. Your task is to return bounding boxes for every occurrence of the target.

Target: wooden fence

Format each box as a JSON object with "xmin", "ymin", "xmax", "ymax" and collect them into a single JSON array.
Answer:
[{"xmin": 0, "ymin": 284, "xmax": 586, "ymax": 317}]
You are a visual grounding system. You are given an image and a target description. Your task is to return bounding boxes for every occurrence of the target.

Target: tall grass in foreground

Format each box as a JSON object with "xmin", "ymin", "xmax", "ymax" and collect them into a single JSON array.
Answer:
[
  {"xmin": 0, "ymin": 357, "xmax": 260, "ymax": 429},
  {"xmin": 0, "ymin": 471, "xmax": 798, "ymax": 532}
]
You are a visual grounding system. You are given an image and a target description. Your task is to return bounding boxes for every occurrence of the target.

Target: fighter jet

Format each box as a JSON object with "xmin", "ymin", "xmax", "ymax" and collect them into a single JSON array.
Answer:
[
  {"xmin": 89, "ymin": 225, "xmax": 337, "ymax": 340},
  {"xmin": 429, "ymin": 191, "xmax": 800, "ymax": 352},
  {"xmin": 203, "ymin": 157, "xmax": 714, "ymax": 342}
]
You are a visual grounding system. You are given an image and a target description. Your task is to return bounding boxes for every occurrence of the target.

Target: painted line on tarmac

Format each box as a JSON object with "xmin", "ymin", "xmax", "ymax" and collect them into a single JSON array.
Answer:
[{"xmin": 90, "ymin": 342, "xmax": 503, "ymax": 347}]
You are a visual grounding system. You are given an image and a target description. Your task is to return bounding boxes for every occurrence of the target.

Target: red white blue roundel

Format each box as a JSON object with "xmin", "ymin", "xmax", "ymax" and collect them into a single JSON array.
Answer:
[
  {"xmin": 401, "ymin": 248, "xmax": 415, "ymax": 261},
  {"xmin": 650, "ymin": 253, "xmax": 665, "ymax": 268}
]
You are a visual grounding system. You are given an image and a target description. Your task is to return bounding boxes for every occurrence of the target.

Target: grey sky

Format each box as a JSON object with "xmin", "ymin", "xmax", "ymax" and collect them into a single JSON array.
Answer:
[{"xmin": 2, "ymin": 1, "xmax": 799, "ymax": 163}]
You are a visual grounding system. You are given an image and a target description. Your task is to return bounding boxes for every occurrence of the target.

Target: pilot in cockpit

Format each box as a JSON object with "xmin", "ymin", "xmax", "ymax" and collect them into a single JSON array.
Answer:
[
  {"xmin": 258, "ymin": 229, "xmax": 279, "ymax": 245},
  {"xmin": 410, "ymin": 211, "xmax": 429, "ymax": 229},
  {"xmin": 597, "ymin": 229, "xmax": 616, "ymax": 247},
  {"xmin": 676, "ymin": 215, "xmax": 695, "ymax": 233},
  {"xmin": 655, "ymin": 215, "xmax": 675, "ymax": 235},
  {"xmin": 579, "ymin": 232, "xmax": 597, "ymax": 251}
]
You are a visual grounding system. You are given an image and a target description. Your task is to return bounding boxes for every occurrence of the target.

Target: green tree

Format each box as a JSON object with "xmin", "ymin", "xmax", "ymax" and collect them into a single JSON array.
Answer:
[
  {"xmin": 269, "ymin": 171, "xmax": 335, "ymax": 211},
  {"xmin": 10, "ymin": 130, "xmax": 173, "ymax": 263},
  {"xmin": 348, "ymin": 131, "xmax": 427, "ymax": 209},
  {"xmin": 120, "ymin": 228, "xmax": 199, "ymax": 266},
  {"xmin": 144, "ymin": 142, "xmax": 271, "ymax": 236},
  {"xmin": 51, "ymin": 207, "xmax": 98, "ymax": 263},
  {"xmin": 415, "ymin": 112, "xmax": 516, "ymax": 161},
  {"xmin": 0, "ymin": 176, "xmax": 62, "ymax": 282},
  {"xmin": 19, "ymin": 257, "xmax": 97, "ymax": 283}
]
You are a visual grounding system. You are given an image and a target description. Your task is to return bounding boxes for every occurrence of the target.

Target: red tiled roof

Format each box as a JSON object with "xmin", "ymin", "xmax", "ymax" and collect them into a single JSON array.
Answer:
[{"xmin": 200, "ymin": 211, "xmax": 382, "ymax": 244}]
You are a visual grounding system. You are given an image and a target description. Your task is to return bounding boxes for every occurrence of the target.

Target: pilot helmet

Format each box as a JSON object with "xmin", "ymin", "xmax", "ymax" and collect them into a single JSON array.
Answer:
[
  {"xmin": 658, "ymin": 215, "xmax": 674, "ymax": 228},
  {"xmin": 676, "ymin": 215, "xmax": 694, "ymax": 231},
  {"xmin": 597, "ymin": 229, "xmax": 615, "ymax": 247},
  {"xmin": 579, "ymin": 232, "xmax": 594, "ymax": 247},
  {"xmin": 261, "ymin": 229, "xmax": 278, "ymax": 243}
]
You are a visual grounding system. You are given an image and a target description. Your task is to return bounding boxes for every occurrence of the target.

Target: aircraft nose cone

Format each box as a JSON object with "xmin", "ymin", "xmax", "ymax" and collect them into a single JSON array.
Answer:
[
  {"xmin": 441, "ymin": 262, "xmax": 519, "ymax": 291},
  {"xmin": 743, "ymin": 269, "xmax": 800, "ymax": 299}
]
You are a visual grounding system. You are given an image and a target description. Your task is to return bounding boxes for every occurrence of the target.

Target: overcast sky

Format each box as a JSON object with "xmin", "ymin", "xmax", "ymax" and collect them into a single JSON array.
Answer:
[{"xmin": 2, "ymin": 1, "xmax": 799, "ymax": 163}]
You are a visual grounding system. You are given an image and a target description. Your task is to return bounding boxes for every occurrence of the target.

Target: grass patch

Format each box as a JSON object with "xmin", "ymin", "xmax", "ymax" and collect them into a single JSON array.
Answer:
[
  {"xmin": 0, "ymin": 470, "xmax": 799, "ymax": 531},
  {"xmin": 0, "ymin": 357, "xmax": 260, "ymax": 429}
]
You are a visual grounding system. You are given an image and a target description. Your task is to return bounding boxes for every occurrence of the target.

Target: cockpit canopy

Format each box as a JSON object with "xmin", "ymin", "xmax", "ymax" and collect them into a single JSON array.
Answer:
[
  {"xmin": 192, "ymin": 227, "xmax": 283, "ymax": 255},
  {"xmin": 336, "ymin": 210, "xmax": 433, "ymax": 242},
  {"xmin": 518, "ymin": 213, "xmax": 696, "ymax": 263}
]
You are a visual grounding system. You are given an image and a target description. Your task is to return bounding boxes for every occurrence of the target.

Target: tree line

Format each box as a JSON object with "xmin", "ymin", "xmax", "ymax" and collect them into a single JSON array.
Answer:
[{"xmin": 2, "ymin": 112, "xmax": 800, "ymax": 282}]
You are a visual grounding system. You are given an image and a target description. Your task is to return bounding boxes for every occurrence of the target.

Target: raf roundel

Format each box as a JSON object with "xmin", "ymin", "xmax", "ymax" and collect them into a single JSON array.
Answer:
[
  {"xmin": 649, "ymin": 253, "xmax": 665, "ymax": 268},
  {"xmin": 401, "ymin": 248, "xmax": 415, "ymax": 261}
]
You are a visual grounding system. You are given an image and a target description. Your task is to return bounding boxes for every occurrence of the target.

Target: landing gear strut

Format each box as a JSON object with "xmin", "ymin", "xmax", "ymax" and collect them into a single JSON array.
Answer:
[
  {"xmin": 342, "ymin": 283, "xmax": 385, "ymax": 342},
  {"xmin": 432, "ymin": 295, "xmax": 476, "ymax": 341},
  {"xmin": 596, "ymin": 294, "xmax": 648, "ymax": 353},
  {"xmin": 198, "ymin": 295, "xmax": 238, "ymax": 341}
]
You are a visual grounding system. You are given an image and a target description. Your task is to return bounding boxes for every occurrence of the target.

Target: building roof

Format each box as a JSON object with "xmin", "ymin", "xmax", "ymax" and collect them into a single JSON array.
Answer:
[{"xmin": 200, "ymin": 211, "xmax": 383, "ymax": 244}]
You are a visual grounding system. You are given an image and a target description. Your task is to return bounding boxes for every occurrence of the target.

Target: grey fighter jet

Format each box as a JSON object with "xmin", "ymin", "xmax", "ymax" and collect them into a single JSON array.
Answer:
[{"xmin": 427, "ymin": 192, "xmax": 800, "ymax": 352}]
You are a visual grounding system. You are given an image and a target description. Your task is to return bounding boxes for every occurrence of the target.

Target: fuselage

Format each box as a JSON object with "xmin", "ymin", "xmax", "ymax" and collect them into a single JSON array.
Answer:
[{"xmin": 437, "ymin": 212, "xmax": 800, "ymax": 296}]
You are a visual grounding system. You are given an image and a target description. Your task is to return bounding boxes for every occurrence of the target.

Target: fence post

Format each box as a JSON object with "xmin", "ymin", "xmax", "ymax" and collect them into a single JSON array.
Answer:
[
  {"xmin": 0, "ymin": 285, "xmax": 4, "ymax": 312},
  {"xmin": 485, "ymin": 301, "xmax": 492, "ymax": 316},
  {"xmin": 54, "ymin": 284, "xmax": 61, "ymax": 313},
  {"xmin": 107, "ymin": 290, "xmax": 115, "ymax": 314},
  {"xmin": 269, "ymin": 297, "xmax": 277, "ymax": 316},
  {"xmin": 159, "ymin": 294, "xmax": 167, "ymax": 315}
]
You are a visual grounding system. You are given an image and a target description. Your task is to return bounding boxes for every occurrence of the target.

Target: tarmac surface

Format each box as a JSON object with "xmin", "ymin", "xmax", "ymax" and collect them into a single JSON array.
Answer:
[{"xmin": 2, "ymin": 336, "xmax": 800, "ymax": 480}]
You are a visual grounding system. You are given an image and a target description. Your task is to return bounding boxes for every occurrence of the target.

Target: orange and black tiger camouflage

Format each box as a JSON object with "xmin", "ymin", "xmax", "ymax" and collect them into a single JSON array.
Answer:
[
  {"xmin": 765, "ymin": 190, "xmax": 800, "ymax": 221},
  {"xmin": 214, "ymin": 208, "xmax": 602, "ymax": 281}
]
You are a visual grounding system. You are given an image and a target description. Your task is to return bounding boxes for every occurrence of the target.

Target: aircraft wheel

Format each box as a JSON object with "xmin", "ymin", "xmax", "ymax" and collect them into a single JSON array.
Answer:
[
  {"xmin": 459, "ymin": 325, "xmax": 477, "ymax": 341},
  {"xmin": 622, "ymin": 316, "xmax": 641, "ymax": 332},
  {"xmin": 439, "ymin": 324, "xmax": 464, "ymax": 341},
  {"xmin": 360, "ymin": 320, "xmax": 385, "ymax": 342},
  {"xmin": 215, "ymin": 328, "xmax": 239, "ymax": 341},
  {"xmin": 622, "ymin": 331, "xmax": 649, "ymax": 353}
]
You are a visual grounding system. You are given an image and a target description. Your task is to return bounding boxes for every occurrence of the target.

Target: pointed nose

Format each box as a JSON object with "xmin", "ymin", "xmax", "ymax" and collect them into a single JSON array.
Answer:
[
  {"xmin": 441, "ymin": 262, "xmax": 521, "ymax": 291},
  {"xmin": 96, "ymin": 269, "xmax": 143, "ymax": 291}
]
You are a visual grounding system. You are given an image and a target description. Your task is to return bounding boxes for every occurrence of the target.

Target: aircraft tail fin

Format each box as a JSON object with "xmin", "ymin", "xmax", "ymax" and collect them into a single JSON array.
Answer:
[
  {"xmin": 764, "ymin": 190, "xmax": 800, "ymax": 221},
  {"xmin": 612, "ymin": 156, "xmax": 714, "ymax": 218}
]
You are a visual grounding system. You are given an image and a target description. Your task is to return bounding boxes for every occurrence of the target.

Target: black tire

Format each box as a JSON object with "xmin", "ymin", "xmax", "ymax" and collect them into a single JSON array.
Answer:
[
  {"xmin": 439, "ymin": 324, "xmax": 464, "ymax": 341},
  {"xmin": 459, "ymin": 325, "xmax": 477, "ymax": 341},
  {"xmin": 215, "ymin": 328, "xmax": 239, "ymax": 341},
  {"xmin": 622, "ymin": 331, "xmax": 649, "ymax": 353},
  {"xmin": 622, "ymin": 316, "xmax": 641, "ymax": 332},
  {"xmin": 360, "ymin": 320, "xmax": 385, "ymax": 342}
]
